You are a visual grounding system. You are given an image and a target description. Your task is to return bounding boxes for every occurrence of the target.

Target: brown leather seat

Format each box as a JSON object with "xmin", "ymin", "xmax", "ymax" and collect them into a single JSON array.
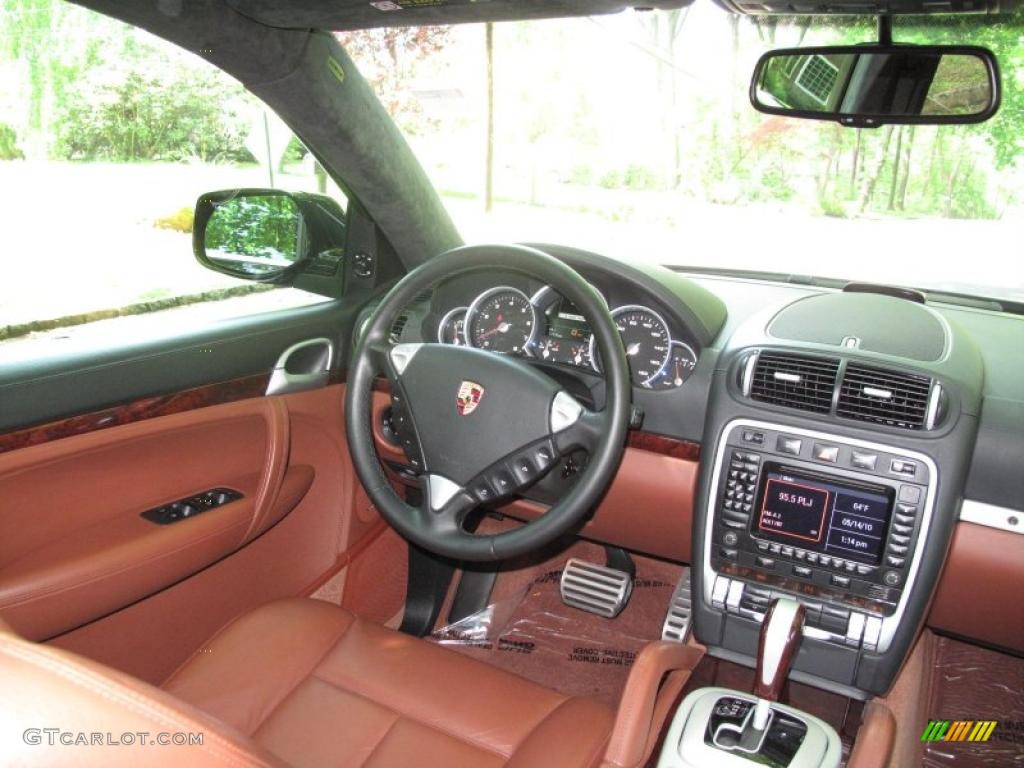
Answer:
[{"xmin": 1, "ymin": 598, "xmax": 613, "ymax": 767}]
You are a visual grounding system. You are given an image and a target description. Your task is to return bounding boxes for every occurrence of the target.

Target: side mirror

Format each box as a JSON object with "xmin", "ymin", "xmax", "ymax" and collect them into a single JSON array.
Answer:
[
  {"xmin": 193, "ymin": 189, "xmax": 346, "ymax": 282},
  {"xmin": 751, "ymin": 45, "xmax": 1000, "ymax": 128}
]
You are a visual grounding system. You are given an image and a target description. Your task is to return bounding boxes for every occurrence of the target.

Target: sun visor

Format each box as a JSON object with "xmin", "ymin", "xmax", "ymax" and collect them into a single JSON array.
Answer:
[{"xmin": 227, "ymin": 0, "xmax": 694, "ymax": 31}]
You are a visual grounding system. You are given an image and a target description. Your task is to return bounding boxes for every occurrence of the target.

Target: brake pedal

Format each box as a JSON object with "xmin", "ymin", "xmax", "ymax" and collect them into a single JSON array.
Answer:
[
  {"xmin": 560, "ymin": 558, "xmax": 633, "ymax": 618},
  {"xmin": 661, "ymin": 567, "xmax": 693, "ymax": 642}
]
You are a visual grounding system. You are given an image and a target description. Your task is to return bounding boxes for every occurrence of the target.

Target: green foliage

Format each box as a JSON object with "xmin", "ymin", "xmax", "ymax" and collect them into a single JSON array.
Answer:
[
  {"xmin": 0, "ymin": 123, "xmax": 24, "ymax": 159},
  {"xmin": 623, "ymin": 164, "xmax": 660, "ymax": 191},
  {"xmin": 205, "ymin": 196, "xmax": 300, "ymax": 265},
  {"xmin": 54, "ymin": 68, "xmax": 252, "ymax": 162}
]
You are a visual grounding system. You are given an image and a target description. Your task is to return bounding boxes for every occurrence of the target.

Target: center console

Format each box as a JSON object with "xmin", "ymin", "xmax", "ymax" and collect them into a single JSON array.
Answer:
[{"xmin": 698, "ymin": 418, "xmax": 937, "ymax": 694}]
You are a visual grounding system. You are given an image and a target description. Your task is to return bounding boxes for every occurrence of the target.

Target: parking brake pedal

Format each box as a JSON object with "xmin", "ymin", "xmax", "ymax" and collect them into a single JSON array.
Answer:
[
  {"xmin": 560, "ymin": 558, "xmax": 633, "ymax": 618},
  {"xmin": 661, "ymin": 567, "xmax": 693, "ymax": 642}
]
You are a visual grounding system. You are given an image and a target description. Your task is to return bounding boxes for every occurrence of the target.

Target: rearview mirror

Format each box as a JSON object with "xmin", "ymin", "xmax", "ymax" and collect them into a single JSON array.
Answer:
[{"xmin": 751, "ymin": 45, "xmax": 1000, "ymax": 127}]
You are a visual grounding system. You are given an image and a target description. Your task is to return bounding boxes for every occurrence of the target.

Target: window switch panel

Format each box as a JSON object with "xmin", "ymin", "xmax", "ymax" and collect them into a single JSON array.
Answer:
[{"xmin": 142, "ymin": 488, "xmax": 242, "ymax": 525}]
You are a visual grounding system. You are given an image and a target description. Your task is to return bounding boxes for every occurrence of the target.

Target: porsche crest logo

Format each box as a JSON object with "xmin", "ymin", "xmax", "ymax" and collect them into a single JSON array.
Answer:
[{"xmin": 456, "ymin": 381, "xmax": 484, "ymax": 416}]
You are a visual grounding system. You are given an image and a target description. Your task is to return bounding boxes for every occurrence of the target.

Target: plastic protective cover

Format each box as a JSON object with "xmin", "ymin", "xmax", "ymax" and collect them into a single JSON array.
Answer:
[
  {"xmin": 431, "ymin": 557, "xmax": 681, "ymax": 708},
  {"xmin": 921, "ymin": 636, "xmax": 1024, "ymax": 767}
]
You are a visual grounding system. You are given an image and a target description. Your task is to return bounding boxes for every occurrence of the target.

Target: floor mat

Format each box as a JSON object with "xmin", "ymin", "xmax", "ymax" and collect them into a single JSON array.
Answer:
[
  {"xmin": 922, "ymin": 636, "xmax": 1024, "ymax": 768},
  {"xmin": 429, "ymin": 539, "xmax": 683, "ymax": 709}
]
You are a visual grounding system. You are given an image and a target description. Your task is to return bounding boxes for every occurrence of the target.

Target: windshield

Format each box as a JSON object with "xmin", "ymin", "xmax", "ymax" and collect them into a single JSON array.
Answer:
[{"xmin": 338, "ymin": 9, "xmax": 1024, "ymax": 305}]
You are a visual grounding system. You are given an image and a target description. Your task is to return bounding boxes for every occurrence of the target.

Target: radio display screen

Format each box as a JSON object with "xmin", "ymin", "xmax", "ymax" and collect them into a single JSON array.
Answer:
[{"xmin": 753, "ymin": 464, "xmax": 894, "ymax": 564}]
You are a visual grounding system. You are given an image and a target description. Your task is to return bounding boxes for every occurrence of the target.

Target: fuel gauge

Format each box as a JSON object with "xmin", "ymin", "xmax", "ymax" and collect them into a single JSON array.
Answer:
[{"xmin": 649, "ymin": 341, "xmax": 698, "ymax": 389}]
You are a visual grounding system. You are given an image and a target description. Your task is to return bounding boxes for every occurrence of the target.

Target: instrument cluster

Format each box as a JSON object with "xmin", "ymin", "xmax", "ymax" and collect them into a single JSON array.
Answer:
[{"xmin": 435, "ymin": 284, "xmax": 698, "ymax": 389}]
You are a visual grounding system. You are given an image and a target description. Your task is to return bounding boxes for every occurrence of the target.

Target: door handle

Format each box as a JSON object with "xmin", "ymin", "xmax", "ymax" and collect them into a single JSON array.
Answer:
[{"xmin": 266, "ymin": 337, "xmax": 334, "ymax": 396}]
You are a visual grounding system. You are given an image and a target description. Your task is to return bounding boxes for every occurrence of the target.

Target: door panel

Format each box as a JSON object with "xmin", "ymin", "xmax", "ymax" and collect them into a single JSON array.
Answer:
[
  {"xmin": 39, "ymin": 384, "xmax": 380, "ymax": 685},
  {"xmin": 0, "ymin": 396, "xmax": 315, "ymax": 640},
  {"xmin": 0, "ymin": 300, "xmax": 357, "ymax": 433},
  {"xmin": 0, "ymin": 293, "xmax": 384, "ymax": 682}
]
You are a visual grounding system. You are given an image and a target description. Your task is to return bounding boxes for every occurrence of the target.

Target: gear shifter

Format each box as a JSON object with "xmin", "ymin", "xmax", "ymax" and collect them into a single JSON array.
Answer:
[{"xmin": 751, "ymin": 597, "xmax": 806, "ymax": 731}]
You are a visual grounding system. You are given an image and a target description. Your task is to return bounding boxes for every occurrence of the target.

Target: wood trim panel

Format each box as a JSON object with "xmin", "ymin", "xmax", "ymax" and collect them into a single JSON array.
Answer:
[
  {"xmin": 0, "ymin": 374, "xmax": 271, "ymax": 455},
  {"xmin": 627, "ymin": 430, "xmax": 701, "ymax": 461}
]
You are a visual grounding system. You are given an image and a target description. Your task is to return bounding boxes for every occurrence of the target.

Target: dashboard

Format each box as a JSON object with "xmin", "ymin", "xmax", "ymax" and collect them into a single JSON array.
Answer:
[{"xmin": 370, "ymin": 242, "xmax": 1023, "ymax": 700}]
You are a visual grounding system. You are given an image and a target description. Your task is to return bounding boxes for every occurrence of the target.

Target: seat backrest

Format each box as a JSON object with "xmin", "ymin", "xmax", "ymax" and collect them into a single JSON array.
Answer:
[{"xmin": 0, "ymin": 626, "xmax": 283, "ymax": 767}]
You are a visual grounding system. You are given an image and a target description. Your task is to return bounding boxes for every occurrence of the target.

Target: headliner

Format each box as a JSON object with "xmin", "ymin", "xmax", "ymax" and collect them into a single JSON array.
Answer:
[{"xmin": 226, "ymin": 0, "xmax": 1014, "ymax": 28}]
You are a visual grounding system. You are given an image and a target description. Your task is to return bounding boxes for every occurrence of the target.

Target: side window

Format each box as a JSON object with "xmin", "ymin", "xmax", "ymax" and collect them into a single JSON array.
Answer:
[{"xmin": 0, "ymin": 3, "xmax": 345, "ymax": 351}]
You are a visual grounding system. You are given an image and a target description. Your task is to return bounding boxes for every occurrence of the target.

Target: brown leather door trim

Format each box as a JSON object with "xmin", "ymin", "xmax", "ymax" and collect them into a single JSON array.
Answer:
[{"xmin": 0, "ymin": 397, "xmax": 313, "ymax": 640}]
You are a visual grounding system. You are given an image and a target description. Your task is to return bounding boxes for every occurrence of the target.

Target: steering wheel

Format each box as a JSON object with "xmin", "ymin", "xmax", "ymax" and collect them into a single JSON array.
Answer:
[{"xmin": 345, "ymin": 244, "xmax": 631, "ymax": 562}]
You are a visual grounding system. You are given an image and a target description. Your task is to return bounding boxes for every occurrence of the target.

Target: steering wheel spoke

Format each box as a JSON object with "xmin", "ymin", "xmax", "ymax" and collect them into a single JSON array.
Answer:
[
  {"xmin": 419, "ymin": 474, "xmax": 477, "ymax": 529},
  {"xmin": 550, "ymin": 392, "xmax": 604, "ymax": 456}
]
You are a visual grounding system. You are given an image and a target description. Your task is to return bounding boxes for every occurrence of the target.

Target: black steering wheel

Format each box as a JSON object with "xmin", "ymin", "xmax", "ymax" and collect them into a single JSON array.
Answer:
[{"xmin": 345, "ymin": 244, "xmax": 631, "ymax": 562}]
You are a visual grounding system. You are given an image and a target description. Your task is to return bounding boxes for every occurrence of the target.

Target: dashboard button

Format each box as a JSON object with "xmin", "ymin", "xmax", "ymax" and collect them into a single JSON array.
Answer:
[
  {"xmin": 723, "ymin": 519, "xmax": 745, "ymax": 529},
  {"xmin": 756, "ymin": 556, "xmax": 776, "ymax": 569},
  {"xmin": 857, "ymin": 564, "xmax": 873, "ymax": 575},
  {"xmin": 756, "ymin": 540, "xmax": 770, "ymax": 551},
  {"xmin": 806, "ymin": 553, "xmax": 819, "ymax": 564},
  {"xmin": 793, "ymin": 565, "xmax": 812, "ymax": 578},
  {"xmin": 720, "ymin": 548, "xmax": 739, "ymax": 561},
  {"xmin": 831, "ymin": 574, "xmax": 851, "ymax": 588},
  {"xmin": 781, "ymin": 546, "xmax": 794, "ymax": 557},
  {"xmin": 831, "ymin": 557, "xmax": 846, "ymax": 570},
  {"xmin": 723, "ymin": 530, "xmax": 740, "ymax": 546},
  {"xmin": 886, "ymin": 556, "xmax": 906, "ymax": 568},
  {"xmin": 770, "ymin": 543, "xmax": 782, "ymax": 554},
  {"xmin": 895, "ymin": 513, "xmax": 916, "ymax": 527},
  {"xmin": 892, "ymin": 523, "xmax": 913, "ymax": 536},
  {"xmin": 890, "ymin": 459, "xmax": 916, "ymax": 476},
  {"xmin": 883, "ymin": 570, "xmax": 902, "ymax": 587},
  {"xmin": 777, "ymin": 437, "xmax": 802, "ymax": 455},
  {"xmin": 813, "ymin": 444, "xmax": 840, "ymax": 463},
  {"xmin": 845, "ymin": 560, "xmax": 858, "ymax": 573},
  {"xmin": 743, "ymin": 430, "xmax": 765, "ymax": 444},
  {"xmin": 851, "ymin": 451, "xmax": 878, "ymax": 470},
  {"xmin": 794, "ymin": 549, "xmax": 807, "ymax": 561},
  {"xmin": 889, "ymin": 544, "xmax": 909, "ymax": 555},
  {"xmin": 899, "ymin": 485, "xmax": 922, "ymax": 504},
  {"xmin": 890, "ymin": 534, "xmax": 911, "ymax": 546}
]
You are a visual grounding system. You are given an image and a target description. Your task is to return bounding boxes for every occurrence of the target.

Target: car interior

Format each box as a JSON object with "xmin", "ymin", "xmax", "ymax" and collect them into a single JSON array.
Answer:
[{"xmin": 1, "ymin": 0, "xmax": 1022, "ymax": 767}]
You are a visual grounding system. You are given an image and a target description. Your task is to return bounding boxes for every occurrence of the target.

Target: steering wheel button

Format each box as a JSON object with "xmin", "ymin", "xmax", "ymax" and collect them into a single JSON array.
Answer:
[{"xmin": 470, "ymin": 479, "xmax": 495, "ymax": 503}]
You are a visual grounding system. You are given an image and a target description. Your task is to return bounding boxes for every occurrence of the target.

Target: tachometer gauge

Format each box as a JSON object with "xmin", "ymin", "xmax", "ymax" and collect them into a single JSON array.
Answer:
[
  {"xmin": 437, "ymin": 307, "xmax": 468, "ymax": 346},
  {"xmin": 466, "ymin": 287, "xmax": 538, "ymax": 355},
  {"xmin": 649, "ymin": 341, "xmax": 698, "ymax": 389},
  {"xmin": 592, "ymin": 305, "xmax": 672, "ymax": 387}
]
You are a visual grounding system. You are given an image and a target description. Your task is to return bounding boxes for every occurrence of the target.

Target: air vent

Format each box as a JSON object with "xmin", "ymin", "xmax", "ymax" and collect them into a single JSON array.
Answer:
[
  {"xmin": 748, "ymin": 353, "xmax": 840, "ymax": 414},
  {"xmin": 388, "ymin": 290, "xmax": 433, "ymax": 343},
  {"xmin": 838, "ymin": 365, "xmax": 934, "ymax": 430}
]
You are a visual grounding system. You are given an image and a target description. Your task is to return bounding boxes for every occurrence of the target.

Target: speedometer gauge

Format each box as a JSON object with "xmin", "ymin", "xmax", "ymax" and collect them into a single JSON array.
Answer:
[
  {"xmin": 592, "ymin": 305, "xmax": 672, "ymax": 387},
  {"xmin": 466, "ymin": 287, "xmax": 538, "ymax": 355},
  {"xmin": 649, "ymin": 341, "xmax": 698, "ymax": 389}
]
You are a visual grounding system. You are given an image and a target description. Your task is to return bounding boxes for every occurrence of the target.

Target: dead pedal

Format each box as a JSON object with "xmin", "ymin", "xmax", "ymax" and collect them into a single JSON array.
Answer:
[
  {"xmin": 661, "ymin": 567, "xmax": 693, "ymax": 642},
  {"xmin": 559, "ymin": 558, "xmax": 633, "ymax": 618}
]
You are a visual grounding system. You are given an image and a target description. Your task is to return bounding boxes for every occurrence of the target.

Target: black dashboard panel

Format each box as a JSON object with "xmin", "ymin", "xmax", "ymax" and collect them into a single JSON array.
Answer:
[{"xmin": 768, "ymin": 292, "xmax": 949, "ymax": 362}]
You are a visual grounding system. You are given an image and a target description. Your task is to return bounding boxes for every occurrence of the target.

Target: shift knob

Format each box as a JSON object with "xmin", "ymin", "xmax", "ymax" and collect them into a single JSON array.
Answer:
[{"xmin": 751, "ymin": 597, "xmax": 805, "ymax": 731}]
